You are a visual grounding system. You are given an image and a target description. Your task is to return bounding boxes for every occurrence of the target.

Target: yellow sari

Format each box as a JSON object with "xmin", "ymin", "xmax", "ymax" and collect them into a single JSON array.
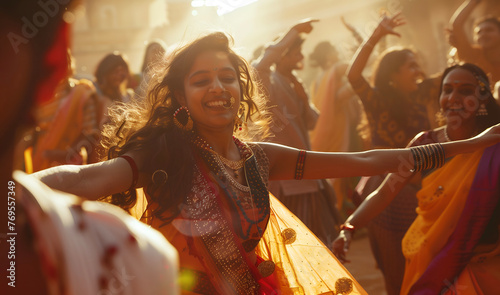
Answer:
[{"xmin": 401, "ymin": 144, "xmax": 500, "ymax": 294}]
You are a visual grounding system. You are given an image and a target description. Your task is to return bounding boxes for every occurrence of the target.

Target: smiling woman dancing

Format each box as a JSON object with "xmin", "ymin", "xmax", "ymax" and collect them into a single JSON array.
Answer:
[
  {"xmin": 333, "ymin": 63, "xmax": 500, "ymax": 294},
  {"xmin": 34, "ymin": 31, "xmax": 500, "ymax": 294}
]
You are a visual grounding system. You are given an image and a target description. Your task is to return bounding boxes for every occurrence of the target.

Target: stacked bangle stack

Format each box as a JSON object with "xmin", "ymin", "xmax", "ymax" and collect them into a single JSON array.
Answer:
[{"xmin": 409, "ymin": 143, "xmax": 445, "ymax": 173}]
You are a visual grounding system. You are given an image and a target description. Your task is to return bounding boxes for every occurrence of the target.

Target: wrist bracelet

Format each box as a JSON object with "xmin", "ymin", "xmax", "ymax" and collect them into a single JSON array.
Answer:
[{"xmin": 340, "ymin": 223, "xmax": 355, "ymax": 232}]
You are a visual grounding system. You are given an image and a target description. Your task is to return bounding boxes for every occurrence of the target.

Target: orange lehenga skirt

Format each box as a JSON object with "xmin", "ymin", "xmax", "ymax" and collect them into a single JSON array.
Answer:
[{"xmin": 132, "ymin": 188, "xmax": 367, "ymax": 295}]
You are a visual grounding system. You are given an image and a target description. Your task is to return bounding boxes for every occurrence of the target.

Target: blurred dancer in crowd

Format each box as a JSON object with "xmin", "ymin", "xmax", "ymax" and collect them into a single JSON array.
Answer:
[
  {"xmin": 30, "ymin": 51, "xmax": 100, "ymax": 171},
  {"xmin": 449, "ymin": 0, "xmax": 500, "ymax": 85},
  {"xmin": 334, "ymin": 63, "xmax": 500, "ymax": 295},
  {"xmin": 308, "ymin": 20, "xmax": 368, "ymax": 217},
  {"xmin": 94, "ymin": 52, "xmax": 134, "ymax": 113},
  {"xmin": 253, "ymin": 19, "xmax": 341, "ymax": 246},
  {"xmin": 347, "ymin": 13, "xmax": 442, "ymax": 295}
]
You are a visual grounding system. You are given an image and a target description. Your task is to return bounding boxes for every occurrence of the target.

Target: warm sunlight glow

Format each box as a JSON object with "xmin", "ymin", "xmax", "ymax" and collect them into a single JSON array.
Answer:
[{"xmin": 191, "ymin": 0, "xmax": 259, "ymax": 16}]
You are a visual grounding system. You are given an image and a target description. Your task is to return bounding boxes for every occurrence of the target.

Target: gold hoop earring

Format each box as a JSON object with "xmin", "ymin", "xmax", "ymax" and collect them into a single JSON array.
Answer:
[{"xmin": 173, "ymin": 106, "xmax": 193, "ymax": 131}]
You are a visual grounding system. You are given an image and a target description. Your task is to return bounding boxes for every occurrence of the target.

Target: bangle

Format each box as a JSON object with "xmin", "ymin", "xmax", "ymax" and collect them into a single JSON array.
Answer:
[
  {"xmin": 340, "ymin": 223, "xmax": 355, "ymax": 232},
  {"xmin": 294, "ymin": 150, "xmax": 307, "ymax": 180},
  {"xmin": 119, "ymin": 155, "xmax": 138, "ymax": 191}
]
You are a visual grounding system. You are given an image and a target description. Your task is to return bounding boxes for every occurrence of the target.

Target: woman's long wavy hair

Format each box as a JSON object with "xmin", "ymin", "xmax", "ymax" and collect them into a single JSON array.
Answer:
[
  {"xmin": 437, "ymin": 63, "xmax": 500, "ymax": 131},
  {"xmin": 100, "ymin": 32, "xmax": 271, "ymax": 224},
  {"xmin": 371, "ymin": 47, "xmax": 423, "ymax": 125}
]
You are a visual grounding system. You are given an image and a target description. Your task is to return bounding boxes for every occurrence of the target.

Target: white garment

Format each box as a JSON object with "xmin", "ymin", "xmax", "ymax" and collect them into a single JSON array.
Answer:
[{"xmin": 14, "ymin": 171, "xmax": 179, "ymax": 295}]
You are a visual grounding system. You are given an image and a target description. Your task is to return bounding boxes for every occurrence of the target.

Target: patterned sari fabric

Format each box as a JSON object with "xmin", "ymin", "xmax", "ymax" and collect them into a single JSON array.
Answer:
[
  {"xmin": 401, "ymin": 143, "xmax": 500, "ymax": 294},
  {"xmin": 349, "ymin": 77, "xmax": 432, "ymax": 149},
  {"xmin": 139, "ymin": 139, "xmax": 366, "ymax": 295}
]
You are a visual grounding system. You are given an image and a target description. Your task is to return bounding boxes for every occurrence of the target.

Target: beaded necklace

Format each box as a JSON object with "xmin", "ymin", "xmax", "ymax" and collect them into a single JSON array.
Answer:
[
  {"xmin": 443, "ymin": 126, "xmax": 451, "ymax": 142},
  {"xmin": 191, "ymin": 134, "xmax": 269, "ymax": 242},
  {"xmin": 443, "ymin": 125, "xmax": 479, "ymax": 142}
]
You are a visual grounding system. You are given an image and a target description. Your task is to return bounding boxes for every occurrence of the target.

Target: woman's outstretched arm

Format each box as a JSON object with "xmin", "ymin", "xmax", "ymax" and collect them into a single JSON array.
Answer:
[
  {"xmin": 263, "ymin": 122, "xmax": 500, "ymax": 180},
  {"xmin": 32, "ymin": 153, "xmax": 147, "ymax": 201}
]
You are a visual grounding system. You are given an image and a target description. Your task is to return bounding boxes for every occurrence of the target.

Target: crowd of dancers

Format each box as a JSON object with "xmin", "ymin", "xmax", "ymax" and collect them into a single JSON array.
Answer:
[{"xmin": 2, "ymin": 0, "xmax": 500, "ymax": 294}]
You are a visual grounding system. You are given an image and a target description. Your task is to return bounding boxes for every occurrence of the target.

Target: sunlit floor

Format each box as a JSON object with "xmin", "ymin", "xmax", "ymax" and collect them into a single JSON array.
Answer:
[{"xmin": 343, "ymin": 232, "xmax": 388, "ymax": 295}]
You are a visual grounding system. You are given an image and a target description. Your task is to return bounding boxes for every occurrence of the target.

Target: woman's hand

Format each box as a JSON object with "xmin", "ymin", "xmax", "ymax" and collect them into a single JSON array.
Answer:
[
  {"xmin": 347, "ymin": 13, "xmax": 405, "ymax": 84},
  {"xmin": 373, "ymin": 12, "xmax": 406, "ymax": 38},
  {"xmin": 332, "ymin": 230, "xmax": 353, "ymax": 264},
  {"xmin": 341, "ymin": 16, "xmax": 363, "ymax": 45},
  {"xmin": 292, "ymin": 18, "xmax": 319, "ymax": 34},
  {"xmin": 341, "ymin": 16, "xmax": 357, "ymax": 35}
]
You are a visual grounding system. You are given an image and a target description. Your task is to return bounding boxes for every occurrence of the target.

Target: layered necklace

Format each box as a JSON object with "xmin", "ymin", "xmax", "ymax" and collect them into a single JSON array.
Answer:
[
  {"xmin": 192, "ymin": 134, "xmax": 270, "ymax": 245},
  {"xmin": 191, "ymin": 135, "xmax": 250, "ymax": 190}
]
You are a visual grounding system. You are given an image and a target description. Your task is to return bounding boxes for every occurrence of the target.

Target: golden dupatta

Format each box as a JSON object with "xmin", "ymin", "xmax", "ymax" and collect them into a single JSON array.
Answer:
[
  {"xmin": 135, "ymin": 190, "xmax": 367, "ymax": 294},
  {"xmin": 257, "ymin": 195, "xmax": 367, "ymax": 295},
  {"xmin": 132, "ymin": 139, "xmax": 366, "ymax": 294}
]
